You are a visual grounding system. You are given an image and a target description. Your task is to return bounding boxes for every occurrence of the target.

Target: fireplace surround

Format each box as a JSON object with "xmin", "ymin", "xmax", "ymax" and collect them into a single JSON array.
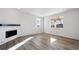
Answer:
[{"xmin": 0, "ymin": 24, "xmax": 20, "ymax": 45}]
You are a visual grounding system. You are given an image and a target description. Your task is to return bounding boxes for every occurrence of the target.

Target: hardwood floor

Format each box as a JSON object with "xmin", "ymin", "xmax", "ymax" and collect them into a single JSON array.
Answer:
[
  {"xmin": 0, "ymin": 33, "xmax": 79, "ymax": 50},
  {"xmin": 0, "ymin": 35, "xmax": 34, "ymax": 50},
  {"xmin": 16, "ymin": 33, "xmax": 79, "ymax": 50}
]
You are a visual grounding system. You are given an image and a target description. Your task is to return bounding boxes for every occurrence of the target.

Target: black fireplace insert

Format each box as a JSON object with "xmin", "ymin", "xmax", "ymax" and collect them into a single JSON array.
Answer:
[{"xmin": 6, "ymin": 30, "xmax": 17, "ymax": 38}]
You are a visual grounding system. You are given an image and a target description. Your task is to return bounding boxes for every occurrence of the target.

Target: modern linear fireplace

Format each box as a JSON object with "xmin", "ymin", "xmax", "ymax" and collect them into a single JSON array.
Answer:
[{"xmin": 6, "ymin": 30, "xmax": 17, "ymax": 38}]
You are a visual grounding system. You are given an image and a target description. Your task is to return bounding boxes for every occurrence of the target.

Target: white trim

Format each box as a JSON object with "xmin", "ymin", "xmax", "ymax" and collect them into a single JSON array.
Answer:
[{"xmin": 8, "ymin": 37, "xmax": 34, "ymax": 50}]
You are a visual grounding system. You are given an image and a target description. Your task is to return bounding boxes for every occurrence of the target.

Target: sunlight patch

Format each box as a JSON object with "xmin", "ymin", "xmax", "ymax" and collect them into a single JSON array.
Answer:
[
  {"xmin": 50, "ymin": 37, "xmax": 57, "ymax": 43},
  {"xmin": 8, "ymin": 37, "xmax": 34, "ymax": 50}
]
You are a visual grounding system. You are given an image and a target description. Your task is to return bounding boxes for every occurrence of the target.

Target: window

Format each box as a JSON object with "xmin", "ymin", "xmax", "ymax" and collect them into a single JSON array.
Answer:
[
  {"xmin": 36, "ymin": 18, "xmax": 41, "ymax": 27},
  {"xmin": 56, "ymin": 19, "xmax": 63, "ymax": 28},
  {"xmin": 51, "ymin": 16, "xmax": 63, "ymax": 28}
]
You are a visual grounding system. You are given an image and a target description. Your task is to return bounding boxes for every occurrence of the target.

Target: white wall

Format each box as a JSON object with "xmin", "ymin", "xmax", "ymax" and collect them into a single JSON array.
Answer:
[
  {"xmin": 44, "ymin": 9, "xmax": 79, "ymax": 40},
  {"xmin": 0, "ymin": 8, "xmax": 21, "ymax": 44},
  {"xmin": 19, "ymin": 12, "xmax": 43, "ymax": 36},
  {"xmin": 0, "ymin": 8, "xmax": 43, "ymax": 44},
  {"xmin": 0, "ymin": 8, "xmax": 43, "ymax": 36},
  {"xmin": 0, "ymin": 8, "xmax": 20, "ymax": 24}
]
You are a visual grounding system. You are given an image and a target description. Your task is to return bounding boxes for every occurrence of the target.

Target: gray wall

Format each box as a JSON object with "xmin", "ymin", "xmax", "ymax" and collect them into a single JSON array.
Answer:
[{"xmin": 44, "ymin": 9, "xmax": 79, "ymax": 40}]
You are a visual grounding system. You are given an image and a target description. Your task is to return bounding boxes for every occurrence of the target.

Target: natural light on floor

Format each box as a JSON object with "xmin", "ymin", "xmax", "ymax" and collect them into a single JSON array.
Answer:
[
  {"xmin": 50, "ymin": 37, "xmax": 57, "ymax": 43},
  {"xmin": 8, "ymin": 37, "xmax": 34, "ymax": 50}
]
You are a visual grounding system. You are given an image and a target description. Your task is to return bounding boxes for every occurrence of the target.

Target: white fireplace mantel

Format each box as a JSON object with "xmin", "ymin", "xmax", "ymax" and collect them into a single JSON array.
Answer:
[{"xmin": 0, "ymin": 26, "xmax": 20, "ymax": 45}]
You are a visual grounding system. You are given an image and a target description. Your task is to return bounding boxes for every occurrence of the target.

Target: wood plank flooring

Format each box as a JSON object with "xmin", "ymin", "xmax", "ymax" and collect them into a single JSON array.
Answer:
[
  {"xmin": 16, "ymin": 33, "xmax": 79, "ymax": 50},
  {"xmin": 0, "ymin": 34, "xmax": 34, "ymax": 50}
]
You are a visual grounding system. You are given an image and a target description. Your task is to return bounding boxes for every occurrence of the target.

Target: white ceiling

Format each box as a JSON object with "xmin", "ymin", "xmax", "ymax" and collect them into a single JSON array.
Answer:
[{"xmin": 19, "ymin": 8, "xmax": 71, "ymax": 17}]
